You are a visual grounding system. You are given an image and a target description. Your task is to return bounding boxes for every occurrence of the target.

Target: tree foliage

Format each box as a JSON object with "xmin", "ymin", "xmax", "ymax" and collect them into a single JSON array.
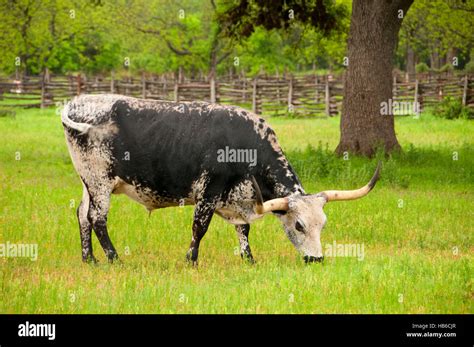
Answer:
[
  {"xmin": 398, "ymin": 0, "xmax": 474, "ymax": 71},
  {"xmin": 0, "ymin": 0, "xmax": 352, "ymax": 76},
  {"xmin": 0, "ymin": 0, "xmax": 472, "ymax": 76}
]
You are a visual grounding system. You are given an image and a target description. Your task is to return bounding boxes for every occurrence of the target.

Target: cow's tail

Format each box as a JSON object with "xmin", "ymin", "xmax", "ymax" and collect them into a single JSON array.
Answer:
[{"xmin": 61, "ymin": 101, "xmax": 92, "ymax": 134}]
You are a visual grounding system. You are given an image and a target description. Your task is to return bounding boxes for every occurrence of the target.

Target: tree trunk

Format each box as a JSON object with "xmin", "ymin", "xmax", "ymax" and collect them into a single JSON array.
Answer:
[
  {"xmin": 336, "ymin": 0, "xmax": 413, "ymax": 157},
  {"xmin": 446, "ymin": 48, "xmax": 456, "ymax": 67},
  {"xmin": 406, "ymin": 45, "xmax": 416, "ymax": 81},
  {"xmin": 178, "ymin": 66, "xmax": 184, "ymax": 83},
  {"xmin": 209, "ymin": 49, "xmax": 217, "ymax": 81},
  {"xmin": 430, "ymin": 49, "xmax": 440, "ymax": 70}
]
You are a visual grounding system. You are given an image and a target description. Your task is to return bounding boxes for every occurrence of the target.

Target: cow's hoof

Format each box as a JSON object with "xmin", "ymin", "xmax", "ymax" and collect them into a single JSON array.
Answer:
[
  {"xmin": 185, "ymin": 258, "xmax": 199, "ymax": 267},
  {"xmin": 304, "ymin": 255, "xmax": 324, "ymax": 264},
  {"xmin": 108, "ymin": 256, "xmax": 121, "ymax": 264},
  {"xmin": 185, "ymin": 248, "xmax": 199, "ymax": 267},
  {"xmin": 241, "ymin": 254, "xmax": 256, "ymax": 265},
  {"xmin": 83, "ymin": 255, "xmax": 98, "ymax": 264}
]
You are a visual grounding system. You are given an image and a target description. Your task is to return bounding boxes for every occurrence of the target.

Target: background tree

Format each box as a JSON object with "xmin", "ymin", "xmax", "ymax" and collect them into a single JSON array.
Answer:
[
  {"xmin": 218, "ymin": 0, "xmax": 414, "ymax": 156},
  {"xmin": 111, "ymin": 0, "xmax": 234, "ymax": 79},
  {"xmin": 0, "ymin": 0, "xmax": 120, "ymax": 75},
  {"xmin": 335, "ymin": 0, "xmax": 413, "ymax": 157},
  {"xmin": 397, "ymin": 0, "xmax": 474, "ymax": 74}
]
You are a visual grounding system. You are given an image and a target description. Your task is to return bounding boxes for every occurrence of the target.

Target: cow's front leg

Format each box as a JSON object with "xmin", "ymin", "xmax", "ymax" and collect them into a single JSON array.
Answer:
[
  {"xmin": 235, "ymin": 224, "xmax": 255, "ymax": 264},
  {"xmin": 186, "ymin": 200, "xmax": 215, "ymax": 266}
]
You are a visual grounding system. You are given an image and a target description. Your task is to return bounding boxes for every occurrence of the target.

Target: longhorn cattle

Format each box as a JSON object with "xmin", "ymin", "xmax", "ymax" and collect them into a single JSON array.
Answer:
[{"xmin": 61, "ymin": 94, "xmax": 380, "ymax": 265}]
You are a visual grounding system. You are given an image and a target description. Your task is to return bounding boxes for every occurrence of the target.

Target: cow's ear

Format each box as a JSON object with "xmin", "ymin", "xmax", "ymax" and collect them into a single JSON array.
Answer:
[{"xmin": 272, "ymin": 210, "xmax": 287, "ymax": 216}]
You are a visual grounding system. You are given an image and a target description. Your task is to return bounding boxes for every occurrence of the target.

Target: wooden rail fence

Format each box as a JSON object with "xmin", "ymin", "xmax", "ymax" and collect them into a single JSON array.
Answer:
[{"xmin": 0, "ymin": 72, "xmax": 472, "ymax": 116}]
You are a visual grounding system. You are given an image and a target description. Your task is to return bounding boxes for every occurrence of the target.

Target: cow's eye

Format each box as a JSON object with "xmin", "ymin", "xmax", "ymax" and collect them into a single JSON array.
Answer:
[{"xmin": 295, "ymin": 221, "xmax": 305, "ymax": 233}]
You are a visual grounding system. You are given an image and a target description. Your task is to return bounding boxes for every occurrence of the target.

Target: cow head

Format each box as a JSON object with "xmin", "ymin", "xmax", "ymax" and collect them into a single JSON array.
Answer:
[{"xmin": 252, "ymin": 163, "xmax": 381, "ymax": 263}]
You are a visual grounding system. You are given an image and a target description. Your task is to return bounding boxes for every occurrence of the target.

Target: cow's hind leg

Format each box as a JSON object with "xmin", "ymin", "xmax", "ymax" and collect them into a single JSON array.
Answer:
[
  {"xmin": 235, "ymin": 224, "xmax": 255, "ymax": 264},
  {"xmin": 87, "ymin": 183, "xmax": 119, "ymax": 263},
  {"xmin": 186, "ymin": 200, "xmax": 215, "ymax": 266},
  {"xmin": 77, "ymin": 183, "xmax": 96, "ymax": 263}
]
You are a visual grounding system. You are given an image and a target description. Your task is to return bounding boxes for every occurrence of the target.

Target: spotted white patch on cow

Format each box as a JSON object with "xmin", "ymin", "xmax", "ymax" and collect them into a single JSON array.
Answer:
[
  {"xmin": 190, "ymin": 171, "xmax": 209, "ymax": 201},
  {"xmin": 215, "ymin": 179, "xmax": 264, "ymax": 224},
  {"xmin": 113, "ymin": 178, "xmax": 155, "ymax": 211}
]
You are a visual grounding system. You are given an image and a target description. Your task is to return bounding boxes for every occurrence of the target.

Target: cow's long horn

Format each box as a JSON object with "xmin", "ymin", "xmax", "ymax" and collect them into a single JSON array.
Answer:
[
  {"xmin": 318, "ymin": 162, "xmax": 382, "ymax": 202},
  {"xmin": 251, "ymin": 176, "xmax": 289, "ymax": 214}
]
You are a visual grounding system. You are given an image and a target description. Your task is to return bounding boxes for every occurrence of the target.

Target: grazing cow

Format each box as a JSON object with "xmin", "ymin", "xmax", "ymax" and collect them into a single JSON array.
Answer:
[{"xmin": 62, "ymin": 94, "xmax": 380, "ymax": 265}]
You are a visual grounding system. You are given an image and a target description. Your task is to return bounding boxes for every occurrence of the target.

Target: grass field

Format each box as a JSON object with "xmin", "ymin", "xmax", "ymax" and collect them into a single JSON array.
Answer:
[{"xmin": 0, "ymin": 107, "xmax": 472, "ymax": 314}]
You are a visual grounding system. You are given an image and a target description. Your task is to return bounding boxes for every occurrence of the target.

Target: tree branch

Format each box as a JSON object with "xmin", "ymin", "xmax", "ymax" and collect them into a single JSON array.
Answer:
[
  {"xmin": 136, "ymin": 27, "xmax": 192, "ymax": 56},
  {"xmin": 217, "ymin": 50, "xmax": 232, "ymax": 65},
  {"xmin": 165, "ymin": 40, "xmax": 192, "ymax": 56}
]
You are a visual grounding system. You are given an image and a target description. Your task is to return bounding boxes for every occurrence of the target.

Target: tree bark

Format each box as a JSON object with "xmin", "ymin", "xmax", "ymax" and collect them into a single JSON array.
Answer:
[
  {"xmin": 336, "ymin": 0, "xmax": 413, "ymax": 157},
  {"xmin": 430, "ymin": 46, "xmax": 440, "ymax": 70},
  {"xmin": 446, "ymin": 47, "xmax": 456, "ymax": 67},
  {"xmin": 406, "ymin": 44, "xmax": 416, "ymax": 80}
]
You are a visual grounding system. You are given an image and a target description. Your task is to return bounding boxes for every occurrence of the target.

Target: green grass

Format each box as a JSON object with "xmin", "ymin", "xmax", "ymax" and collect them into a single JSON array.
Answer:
[
  {"xmin": 0, "ymin": 108, "xmax": 472, "ymax": 313},
  {"xmin": 0, "ymin": 93, "xmax": 42, "ymax": 106}
]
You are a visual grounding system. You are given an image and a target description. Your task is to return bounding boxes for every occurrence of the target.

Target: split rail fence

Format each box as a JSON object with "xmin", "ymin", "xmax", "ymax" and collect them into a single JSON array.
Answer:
[{"xmin": 0, "ymin": 72, "xmax": 472, "ymax": 117}]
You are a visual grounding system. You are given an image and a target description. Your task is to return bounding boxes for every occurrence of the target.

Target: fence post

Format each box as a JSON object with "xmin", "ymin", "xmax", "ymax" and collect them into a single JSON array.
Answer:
[
  {"xmin": 462, "ymin": 75, "xmax": 468, "ymax": 106},
  {"xmin": 314, "ymin": 75, "xmax": 319, "ymax": 103},
  {"xmin": 40, "ymin": 70, "xmax": 45, "ymax": 109},
  {"xmin": 414, "ymin": 79, "xmax": 423, "ymax": 113},
  {"xmin": 276, "ymin": 70, "xmax": 281, "ymax": 105},
  {"xmin": 110, "ymin": 71, "xmax": 115, "ymax": 93},
  {"xmin": 123, "ymin": 73, "xmax": 128, "ymax": 95},
  {"xmin": 161, "ymin": 74, "xmax": 166, "ymax": 96},
  {"xmin": 68, "ymin": 74, "xmax": 73, "ymax": 95},
  {"xmin": 83, "ymin": 74, "xmax": 88, "ymax": 94},
  {"xmin": 287, "ymin": 75, "xmax": 293, "ymax": 113},
  {"xmin": 44, "ymin": 68, "xmax": 50, "ymax": 83},
  {"xmin": 210, "ymin": 75, "xmax": 216, "ymax": 103},
  {"xmin": 393, "ymin": 75, "xmax": 397, "ymax": 101},
  {"xmin": 76, "ymin": 74, "xmax": 81, "ymax": 96},
  {"xmin": 174, "ymin": 80, "xmax": 179, "ymax": 102},
  {"xmin": 178, "ymin": 66, "xmax": 184, "ymax": 83},
  {"xmin": 414, "ymin": 79, "xmax": 418, "ymax": 104},
  {"xmin": 252, "ymin": 78, "xmax": 258, "ymax": 114},
  {"xmin": 141, "ymin": 72, "xmax": 146, "ymax": 99},
  {"xmin": 325, "ymin": 77, "xmax": 330, "ymax": 116},
  {"xmin": 437, "ymin": 77, "xmax": 443, "ymax": 100}
]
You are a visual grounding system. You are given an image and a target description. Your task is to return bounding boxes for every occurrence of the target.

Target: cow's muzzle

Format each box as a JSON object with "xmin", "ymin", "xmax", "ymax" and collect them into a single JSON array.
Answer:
[{"xmin": 304, "ymin": 255, "xmax": 324, "ymax": 263}]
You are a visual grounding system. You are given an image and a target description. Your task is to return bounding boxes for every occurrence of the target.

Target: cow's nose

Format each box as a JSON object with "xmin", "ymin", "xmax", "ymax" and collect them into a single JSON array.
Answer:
[{"xmin": 304, "ymin": 255, "xmax": 324, "ymax": 263}]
